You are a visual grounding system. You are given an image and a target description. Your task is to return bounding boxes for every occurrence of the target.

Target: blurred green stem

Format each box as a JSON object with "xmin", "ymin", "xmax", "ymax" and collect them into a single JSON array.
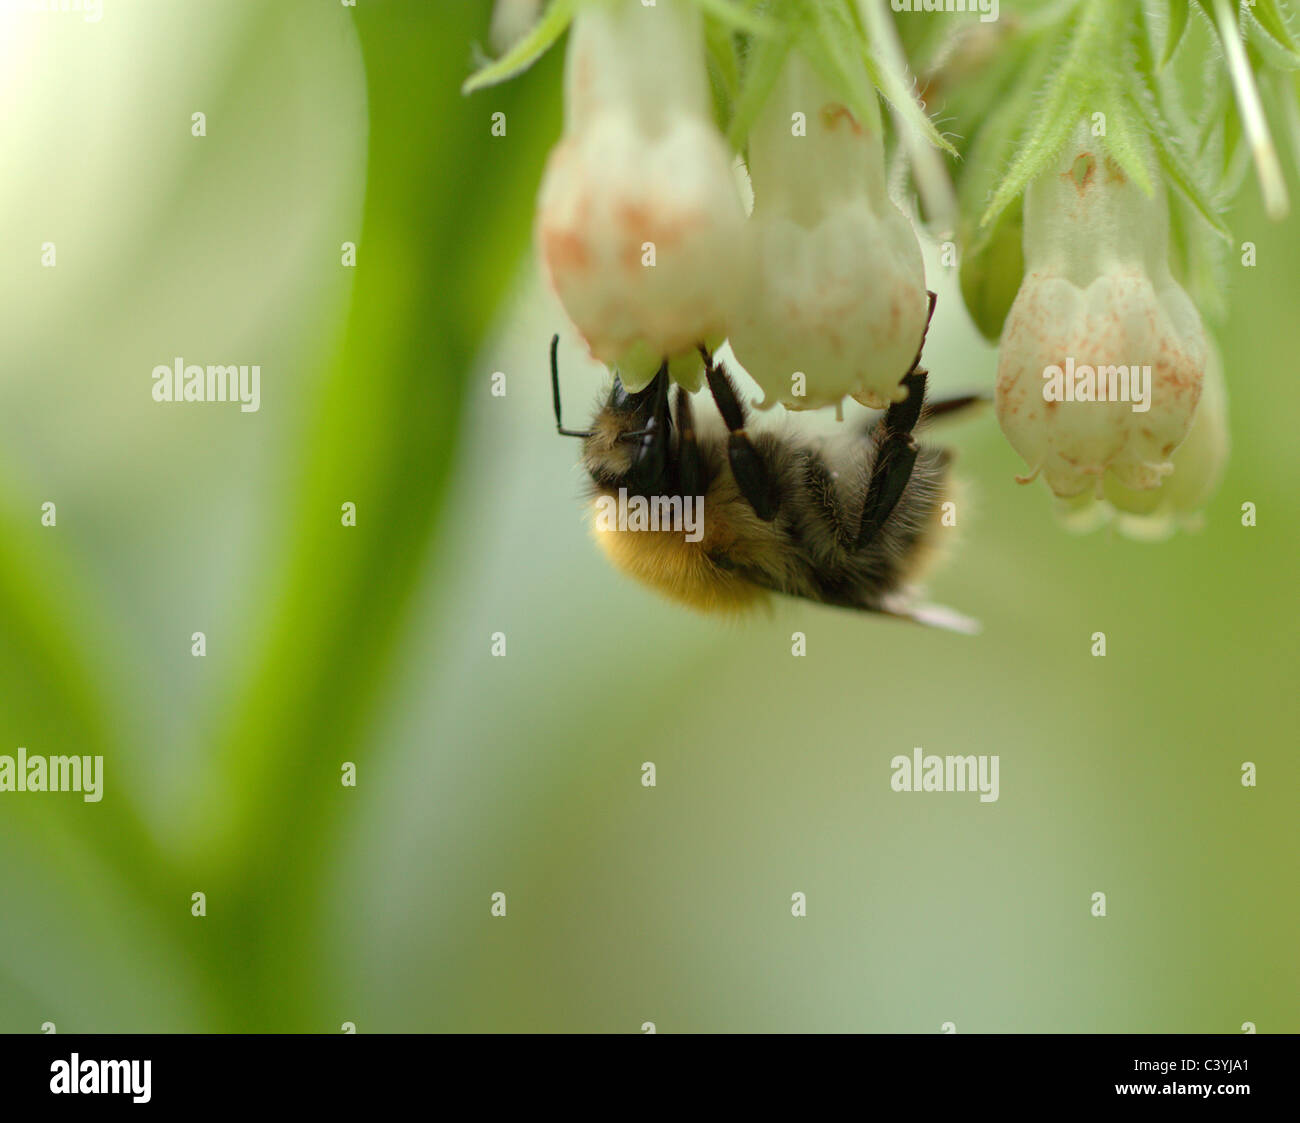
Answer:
[{"xmin": 186, "ymin": 1, "xmax": 562, "ymax": 1030}]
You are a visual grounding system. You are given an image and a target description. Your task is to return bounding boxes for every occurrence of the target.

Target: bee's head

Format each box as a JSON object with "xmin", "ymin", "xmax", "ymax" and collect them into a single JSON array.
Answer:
[
  {"xmin": 549, "ymin": 336, "xmax": 674, "ymax": 494},
  {"xmin": 582, "ymin": 366, "xmax": 673, "ymax": 493}
]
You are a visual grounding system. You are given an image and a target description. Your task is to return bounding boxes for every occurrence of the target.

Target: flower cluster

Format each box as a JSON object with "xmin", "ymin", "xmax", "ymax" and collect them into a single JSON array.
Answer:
[
  {"xmin": 535, "ymin": 0, "xmax": 929, "ymax": 405},
  {"xmin": 465, "ymin": 0, "xmax": 1278, "ymax": 539}
]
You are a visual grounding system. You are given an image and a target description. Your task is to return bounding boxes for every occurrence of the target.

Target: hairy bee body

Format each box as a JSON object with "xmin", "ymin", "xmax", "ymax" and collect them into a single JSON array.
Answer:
[
  {"xmin": 583, "ymin": 405, "xmax": 952, "ymax": 616},
  {"xmin": 550, "ymin": 293, "xmax": 980, "ymax": 631}
]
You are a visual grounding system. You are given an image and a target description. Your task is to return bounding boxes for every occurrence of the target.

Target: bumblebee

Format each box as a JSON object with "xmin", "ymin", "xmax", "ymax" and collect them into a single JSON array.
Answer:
[{"xmin": 551, "ymin": 293, "xmax": 983, "ymax": 631}]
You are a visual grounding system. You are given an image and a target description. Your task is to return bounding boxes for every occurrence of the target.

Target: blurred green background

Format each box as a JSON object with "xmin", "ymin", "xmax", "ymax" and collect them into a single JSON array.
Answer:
[{"xmin": 0, "ymin": 0, "xmax": 1294, "ymax": 1033}]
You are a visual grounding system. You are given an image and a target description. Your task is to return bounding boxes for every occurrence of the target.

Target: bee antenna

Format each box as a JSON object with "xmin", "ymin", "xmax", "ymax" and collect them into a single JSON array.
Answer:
[
  {"xmin": 551, "ymin": 334, "xmax": 593, "ymax": 439},
  {"xmin": 550, "ymin": 334, "xmax": 562, "ymax": 423}
]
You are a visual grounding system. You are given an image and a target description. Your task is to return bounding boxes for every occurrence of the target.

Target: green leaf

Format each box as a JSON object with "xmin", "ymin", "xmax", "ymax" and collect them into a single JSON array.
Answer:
[
  {"xmin": 1166, "ymin": 185, "xmax": 1227, "ymax": 318},
  {"xmin": 1221, "ymin": 91, "xmax": 1245, "ymax": 178},
  {"xmin": 957, "ymin": 36, "xmax": 1060, "ymax": 216},
  {"xmin": 855, "ymin": 0, "xmax": 958, "ymax": 154},
  {"xmin": 1110, "ymin": 12, "xmax": 1162, "ymax": 196},
  {"xmin": 1160, "ymin": 0, "xmax": 1191, "ymax": 69},
  {"xmin": 462, "ymin": 0, "xmax": 574, "ymax": 95},
  {"xmin": 959, "ymin": 198, "xmax": 1024, "ymax": 343},
  {"xmin": 1196, "ymin": 0, "xmax": 1300, "ymax": 65},
  {"xmin": 1279, "ymin": 70, "xmax": 1300, "ymax": 175},
  {"xmin": 981, "ymin": 108, "xmax": 1082, "ymax": 229},
  {"xmin": 696, "ymin": 0, "xmax": 781, "ymax": 38},
  {"xmin": 704, "ymin": 12, "xmax": 741, "ymax": 104},
  {"xmin": 1194, "ymin": 59, "xmax": 1231, "ymax": 154},
  {"xmin": 1247, "ymin": 0, "xmax": 1300, "ymax": 55},
  {"xmin": 980, "ymin": 6, "xmax": 1096, "ymax": 227},
  {"xmin": 1245, "ymin": 6, "xmax": 1300, "ymax": 70},
  {"xmin": 1100, "ymin": 94, "xmax": 1157, "ymax": 195},
  {"xmin": 1135, "ymin": 93, "xmax": 1234, "ymax": 239},
  {"xmin": 860, "ymin": 48, "xmax": 957, "ymax": 154},
  {"xmin": 726, "ymin": 31, "xmax": 792, "ymax": 148}
]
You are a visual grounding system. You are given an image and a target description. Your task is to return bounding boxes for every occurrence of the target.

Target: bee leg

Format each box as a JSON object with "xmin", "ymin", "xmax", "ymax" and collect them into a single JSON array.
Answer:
[
  {"xmin": 673, "ymin": 386, "xmax": 705, "ymax": 499},
  {"xmin": 908, "ymin": 289, "xmax": 938, "ymax": 376},
  {"xmin": 854, "ymin": 368, "xmax": 927, "ymax": 549},
  {"xmin": 699, "ymin": 347, "xmax": 778, "ymax": 521},
  {"xmin": 921, "ymin": 392, "xmax": 987, "ymax": 423},
  {"xmin": 864, "ymin": 391, "xmax": 986, "ymax": 441}
]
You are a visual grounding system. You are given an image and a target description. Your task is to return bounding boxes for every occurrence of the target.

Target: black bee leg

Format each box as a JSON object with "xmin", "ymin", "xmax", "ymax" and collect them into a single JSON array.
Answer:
[
  {"xmin": 854, "ymin": 367, "xmax": 928, "ymax": 549},
  {"xmin": 910, "ymin": 290, "xmax": 938, "ymax": 373},
  {"xmin": 852, "ymin": 291, "xmax": 943, "ymax": 547},
  {"xmin": 673, "ymin": 386, "xmax": 705, "ymax": 499},
  {"xmin": 889, "ymin": 366, "xmax": 928, "ymax": 434},
  {"xmin": 551, "ymin": 335, "xmax": 594, "ymax": 439},
  {"xmin": 864, "ymin": 392, "xmax": 986, "ymax": 441},
  {"xmin": 863, "ymin": 291, "xmax": 958, "ymax": 440},
  {"xmin": 921, "ymin": 392, "xmax": 987, "ymax": 422},
  {"xmin": 699, "ymin": 346, "xmax": 778, "ymax": 521}
]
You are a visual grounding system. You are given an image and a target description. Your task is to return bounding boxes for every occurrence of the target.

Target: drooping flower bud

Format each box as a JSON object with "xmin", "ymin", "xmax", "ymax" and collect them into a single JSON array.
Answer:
[
  {"xmin": 726, "ymin": 51, "xmax": 929, "ymax": 411},
  {"xmin": 535, "ymin": 0, "xmax": 746, "ymax": 391},
  {"xmin": 994, "ymin": 121, "xmax": 1207, "ymax": 497},
  {"xmin": 1103, "ymin": 338, "xmax": 1229, "ymax": 539},
  {"xmin": 959, "ymin": 198, "xmax": 1024, "ymax": 344}
]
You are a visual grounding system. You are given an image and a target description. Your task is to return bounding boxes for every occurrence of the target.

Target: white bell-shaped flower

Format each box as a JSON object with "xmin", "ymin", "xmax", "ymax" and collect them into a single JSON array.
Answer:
[
  {"xmin": 535, "ymin": 0, "xmax": 747, "ymax": 391},
  {"xmin": 727, "ymin": 51, "xmax": 929, "ymax": 411},
  {"xmin": 995, "ymin": 121, "xmax": 1207, "ymax": 497}
]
